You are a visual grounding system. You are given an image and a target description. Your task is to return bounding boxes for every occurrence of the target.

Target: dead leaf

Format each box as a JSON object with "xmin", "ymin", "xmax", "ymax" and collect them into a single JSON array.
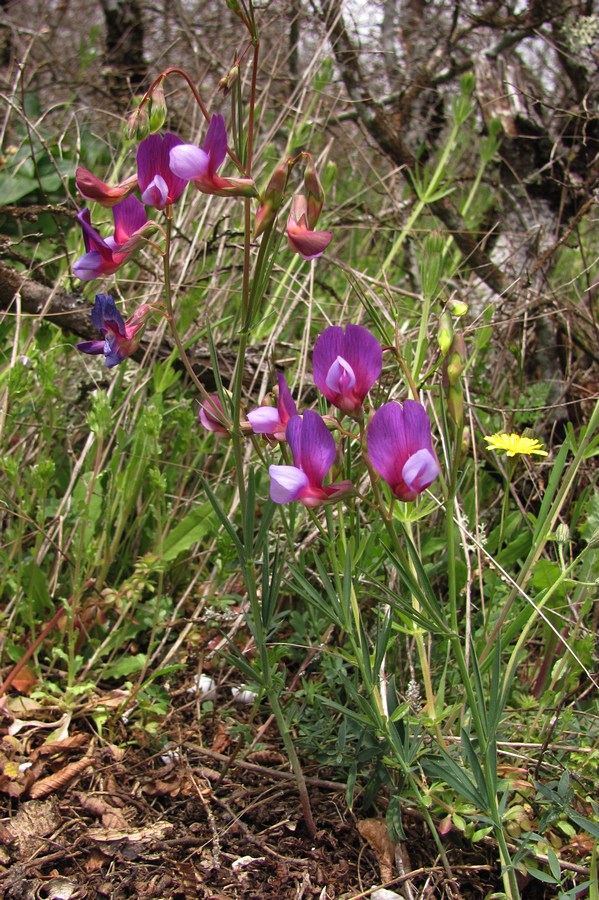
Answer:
[
  {"xmin": 357, "ymin": 818, "xmax": 396, "ymax": 883},
  {"xmin": 86, "ymin": 822, "xmax": 175, "ymax": 860},
  {"xmin": 28, "ymin": 757, "xmax": 94, "ymax": 799},
  {"xmin": 211, "ymin": 721, "xmax": 230, "ymax": 754},
  {"xmin": 10, "ymin": 664, "xmax": 37, "ymax": 695}
]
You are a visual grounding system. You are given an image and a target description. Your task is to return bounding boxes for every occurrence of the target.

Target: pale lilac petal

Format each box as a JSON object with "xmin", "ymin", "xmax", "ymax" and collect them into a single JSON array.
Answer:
[
  {"xmin": 112, "ymin": 195, "xmax": 147, "ymax": 245},
  {"xmin": 287, "ymin": 226, "xmax": 333, "ymax": 261},
  {"xmin": 247, "ymin": 406, "xmax": 282, "ymax": 434},
  {"xmin": 402, "ymin": 448, "xmax": 440, "ymax": 494},
  {"xmin": 299, "ymin": 409, "xmax": 336, "ymax": 486},
  {"xmin": 169, "ymin": 144, "xmax": 210, "ymax": 181},
  {"xmin": 325, "ymin": 356, "xmax": 356, "ymax": 394},
  {"xmin": 203, "ymin": 114, "xmax": 227, "ymax": 174},
  {"xmin": 141, "ymin": 173, "xmax": 169, "ymax": 209},
  {"xmin": 269, "ymin": 465, "xmax": 308, "ymax": 504},
  {"xmin": 367, "ymin": 402, "xmax": 408, "ymax": 487},
  {"xmin": 72, "ymin": 251, "xmax": 106, "ymax": 280}
]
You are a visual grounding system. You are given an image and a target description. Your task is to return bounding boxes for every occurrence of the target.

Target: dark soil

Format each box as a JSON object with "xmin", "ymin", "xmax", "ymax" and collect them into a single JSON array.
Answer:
[{"xmin": 0, "ymin": 687, "xmax": 558, "ymax": 899}]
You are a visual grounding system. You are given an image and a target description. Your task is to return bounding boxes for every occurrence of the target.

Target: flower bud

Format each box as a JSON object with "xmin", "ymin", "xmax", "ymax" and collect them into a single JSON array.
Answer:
[
  {"xmin": 449, "ymin": 298, "xmax": 469, "ymax": 317},
  {"xmin": 438, "ymin": 312, "xmax": 454, "ymax": 356},
  {"xmin": 127, "ymin": 103, "xmax": 150, "ymax": 142},
  {"xmin": 304, "ymin": 157, "xmax": 324, "ymax": 229},
  {"xmin": 442, "ymin": 332, "xmax": 467, "ymax": 427},
  {"xmin": 148, "ymin": 81, "xmax": 167, "ymax": 133},
  {"xmin": 218, "ymin": 64, "xmax": 239, "ymax": 96},
  {"xmin": 555, "ymin": 523, "xmax": 570, "ymax": 544},
  {"xmin": 254, "ymin": 160, "xmax": 290, "ymax": 237}
]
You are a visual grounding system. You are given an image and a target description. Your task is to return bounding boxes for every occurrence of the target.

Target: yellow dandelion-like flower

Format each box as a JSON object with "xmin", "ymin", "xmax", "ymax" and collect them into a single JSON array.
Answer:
[{"xmin": 484, "ymin": 432, "xmax": 548, "ymax": 458}]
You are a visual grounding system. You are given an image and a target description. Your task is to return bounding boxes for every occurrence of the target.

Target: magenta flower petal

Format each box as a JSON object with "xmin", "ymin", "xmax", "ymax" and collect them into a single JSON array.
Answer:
[
  {"xmin": 76, "ymin": 208, "xmax": 110, "ymax": 256},
  {"xmin": 112, "ymin": 195, "xmax": 147, "ymax": 245},
  {"xmin": 137, "ymin": 132, "xmax": 186, "ymax": 208},
  {"xmin": 198, "ymin": 395, "xmax": 229, "ymax": 436},
  {"xmin": 276, "ymin": 372, "xmax": 297, "ymax": 423},
  {"xmin": 269, "ymin": 465, "xmax": 309, "ymax": 503},
  {"xmin": 75, "ymin": 167, "xmax": 138, "ymax": 207},
  {"xmin": 295, "ymin": 410, "xmax": 336, "ymax": 487},
  {"xmin": 313, "ymin": 324, "xmax": 382, "ymax": 414},
  {"xmin": 287, "ymin": 225, "xmax": 333, "ymax": 261},
  {"xmin": 202, "ymin": 114, "xmax": 228, "ymax": 175},
  {"xmin": 368, "ymin": 400, "xmax": 439, "ymax": 501}
]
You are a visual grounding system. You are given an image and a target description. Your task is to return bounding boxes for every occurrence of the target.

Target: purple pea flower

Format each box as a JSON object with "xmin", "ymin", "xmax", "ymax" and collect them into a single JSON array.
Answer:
[
  {"xmin": 169, "ymin": 114, "xmax": 256, "ymax": 198},
  {"xmin": 269, "ymin": 410, "xmax": 353, "ymax": 507},
  {"xmin": 247, "ymin": 372, "xmax": 297, "ymax": 441},
  {"xmin": 286, "ymin": 195, "xmax": 333, "ymax": 261},
  {"xmin": 137, "ymin": 132, "xmax": 187, "ymax": 209},
  {"xmin": 198, "ymin": 395, "xmax": 230, "ymax": 437},
  {"xmin": 76, "ymin": 294, "xmax": 152, "ymax": 367},
  {"xmin": 367, "ymin": 400, "xmax": 440, "ymax": 501},
  {"xmin": 75, "ymin": 167, "xmax": 138, "ymax": 208},
  {"xmin": 313, "ymin": 324, "xmax": 383, "ymax": 415},
  {"xmin": 72, "ymin": 195, "xmax": 152, "ymax": 281}
]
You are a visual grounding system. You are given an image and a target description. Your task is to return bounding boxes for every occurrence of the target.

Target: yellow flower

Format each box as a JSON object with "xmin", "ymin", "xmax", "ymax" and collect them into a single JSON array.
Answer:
[{"xmin": 484, "ymin": 432, "xmax": 548, "ymax": 458}]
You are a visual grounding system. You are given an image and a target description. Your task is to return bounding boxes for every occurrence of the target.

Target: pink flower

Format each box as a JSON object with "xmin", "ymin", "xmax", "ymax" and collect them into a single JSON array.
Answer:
[
  {"xmin": 75, "ymin": 168, "xmax": 138, "ymax": 208},
  {"xmin": 169, "ymin": 114, "xmax": 256, "ymax": 198},
  {"xmin": 287, "ymin": 195, "xmax": 332, "ymax": 261},
  {"xmin": 247, "ymin": 373, "xmax": 297, "ymax": 441},
  {"xmin": 76, "ymin": 294, "xmax": 152, "ymax": 367},
  {"xmin": 72, "ymin": 195, "xmax": 152, "ymax": 281},
  {"xmin": 367, "ymin": 400, "xmax": 440, "ymax": 501},
  {"xmin": 136, "ymin": 132, "xmax": 187, "ymax": 209},
  {"xmin": 313, "ymin": 324, "xmax": 382, "ymax": 414},
  {"xmin": 199, "ymin": 395, "xmax": 230, "ymax": 437},
  {"xmin": 269, "ymin": 410, "xmax": 353, "ymax": 507}
]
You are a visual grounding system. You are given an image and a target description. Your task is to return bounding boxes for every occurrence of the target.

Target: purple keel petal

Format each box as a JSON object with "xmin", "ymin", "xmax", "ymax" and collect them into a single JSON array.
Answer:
[
  {"xmin": 269, "ymin": 465, "xmax": 308, "ymax": 504},
  {"xmin": 72, "ymin": 251, "xmax": 108, "ymax": 281},
  {"xmin": 76, "ymin": 340, "xmax": 105, "ymax": 355}
]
